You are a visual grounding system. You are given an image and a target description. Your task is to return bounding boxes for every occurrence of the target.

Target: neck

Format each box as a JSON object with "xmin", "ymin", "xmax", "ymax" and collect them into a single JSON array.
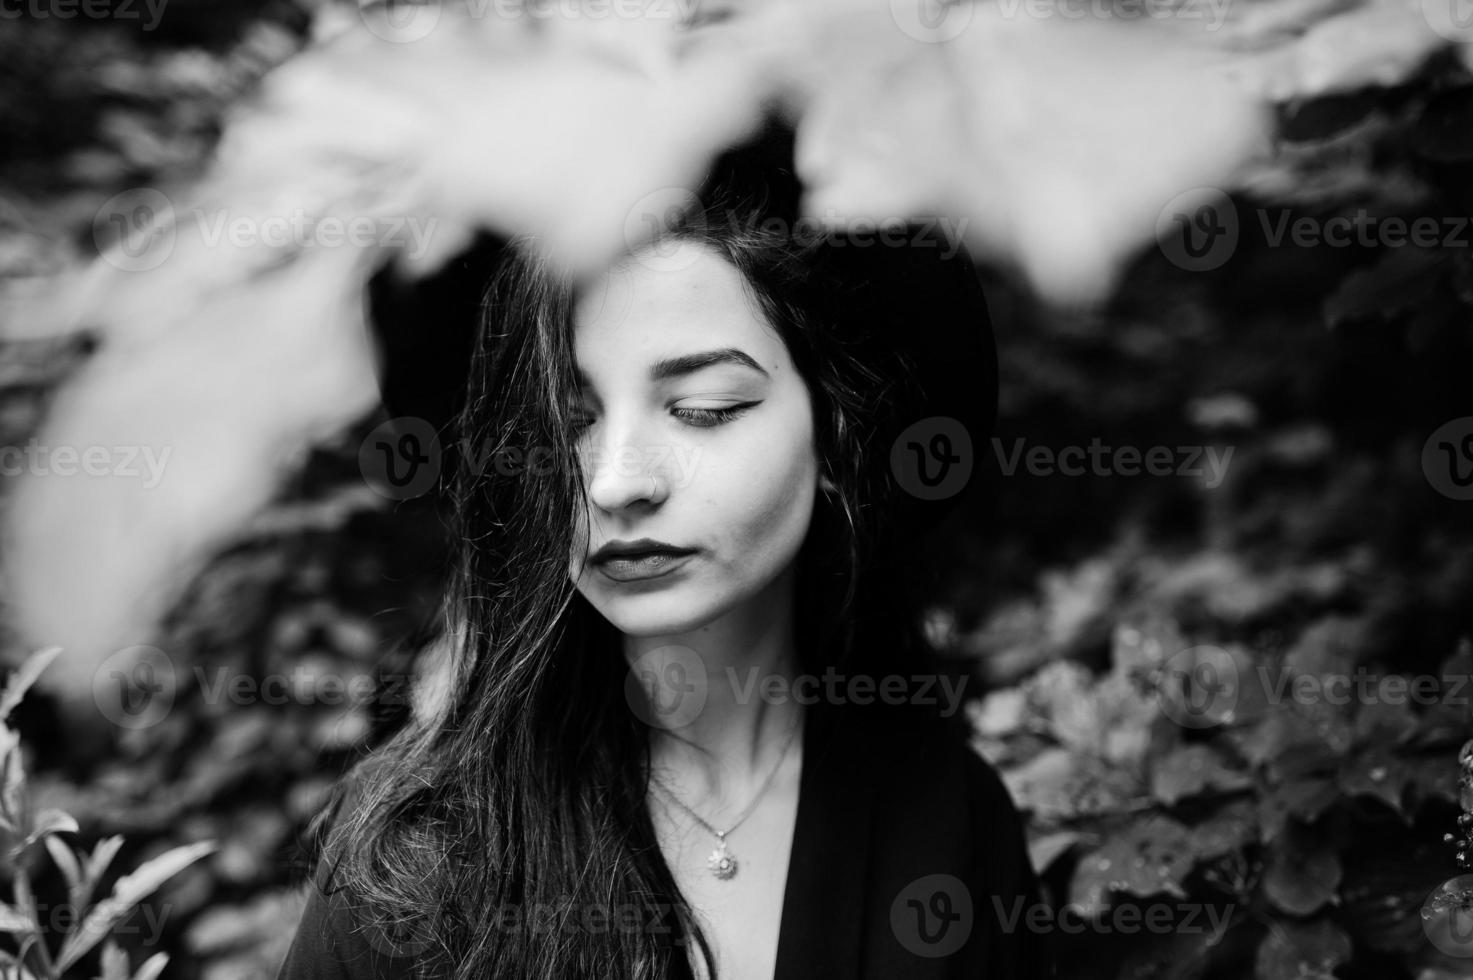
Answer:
[{"xmin": 630, "ymin": 562, "xmax": 806, "ymax": 809}]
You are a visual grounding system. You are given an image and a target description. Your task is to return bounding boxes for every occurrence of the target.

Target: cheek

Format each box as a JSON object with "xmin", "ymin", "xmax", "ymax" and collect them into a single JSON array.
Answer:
[{"xmin": 702, "ymin": 410, "xmax": 817, "ymax": 566}]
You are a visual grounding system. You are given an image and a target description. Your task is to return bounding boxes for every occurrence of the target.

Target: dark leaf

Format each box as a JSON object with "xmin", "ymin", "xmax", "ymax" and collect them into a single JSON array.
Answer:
[
  {"xmin": 1262, "ymin": 825, "xmax": 1342, "ymax": 916},
  {"xmin": 1070, "ymin": 816, "xmax": 1195, "ymax": 916},
  {"xmin": 1254, "ymin": 918, "xmax": 1352, "ymax": 980},
  {"xmin": 1151, "ymin": 745, "xmax": 1251, "ymax": 806}
]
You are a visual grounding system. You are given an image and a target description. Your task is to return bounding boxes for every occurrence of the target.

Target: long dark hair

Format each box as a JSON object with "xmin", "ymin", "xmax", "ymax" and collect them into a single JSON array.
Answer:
[{"xmin": 307, "ymin": 174, "xmax": 954, "ymax": 979}]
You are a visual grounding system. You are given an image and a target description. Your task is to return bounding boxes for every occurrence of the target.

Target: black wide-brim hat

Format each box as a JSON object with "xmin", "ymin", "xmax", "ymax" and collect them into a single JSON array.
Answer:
[{"xmin": 364, "ymin": 119, "xmax": 998, "ymax": 535}]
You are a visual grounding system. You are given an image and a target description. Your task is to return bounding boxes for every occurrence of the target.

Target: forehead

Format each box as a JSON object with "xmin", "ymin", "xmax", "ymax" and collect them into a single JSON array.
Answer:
[{"xmin": 571, "ymin": 240, "xmax": 787, "ymax": 380}]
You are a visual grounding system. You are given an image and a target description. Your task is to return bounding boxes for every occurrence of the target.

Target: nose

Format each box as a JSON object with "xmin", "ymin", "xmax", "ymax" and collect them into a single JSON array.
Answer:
[{"xmin": 583, "ymin": 420, "xmax": 669, "ymax": 513}]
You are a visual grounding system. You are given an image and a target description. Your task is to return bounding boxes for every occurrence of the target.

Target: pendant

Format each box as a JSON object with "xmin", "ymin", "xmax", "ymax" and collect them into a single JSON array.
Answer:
[{"xmin": 707, "ymin": 835, "xmax": 738, "ymax": 880}]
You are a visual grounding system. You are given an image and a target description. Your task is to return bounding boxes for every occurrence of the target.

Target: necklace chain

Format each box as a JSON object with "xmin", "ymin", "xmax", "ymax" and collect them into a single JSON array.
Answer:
[{"xmin": 648, "ymin": 712, "xmax": 802, "ymax": 879}]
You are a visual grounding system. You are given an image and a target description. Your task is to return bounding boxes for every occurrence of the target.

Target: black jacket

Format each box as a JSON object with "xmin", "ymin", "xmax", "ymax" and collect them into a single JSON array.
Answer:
[{"xmin": 275, "ymin": 695, "xmax": 1052, "ymax": 979}]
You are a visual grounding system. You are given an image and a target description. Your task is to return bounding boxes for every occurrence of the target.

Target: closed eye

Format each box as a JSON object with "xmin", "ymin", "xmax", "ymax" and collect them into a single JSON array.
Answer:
[
  {"xmin": 672, "ymin": 403, "xmax": 758, "ymax": 428},
  {"xmin": 567, "ymin": 402, "xmax": 761, "ymax": 434}
]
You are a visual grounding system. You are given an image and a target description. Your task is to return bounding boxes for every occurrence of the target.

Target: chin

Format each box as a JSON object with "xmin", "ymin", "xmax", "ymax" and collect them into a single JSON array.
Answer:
[
  {"xmin": 589, "ymin": 592, "xmax": 721, "ymax": 638},
  {"xmin": 577, "ymin": 574, "xmax": 739, "ymax": 637}
]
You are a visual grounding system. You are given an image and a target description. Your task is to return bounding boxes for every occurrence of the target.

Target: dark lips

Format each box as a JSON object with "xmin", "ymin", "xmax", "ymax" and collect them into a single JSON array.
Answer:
[{"xmin": 593, "ymin": 548, "xmax": 696, "ymax": 583}]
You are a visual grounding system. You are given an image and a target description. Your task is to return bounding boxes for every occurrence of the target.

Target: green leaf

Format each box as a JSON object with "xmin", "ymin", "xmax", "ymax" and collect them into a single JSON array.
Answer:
[
  {"xmin": 1069, "ymin": 816, "xmax": 1195, "ymax": 916},
  {"xmin": 1189, "ymin": 799, "xmax": 1258, "ymax": 861},
  {"xmin": 1336, "ymin": 745, "xmax": 1412, "ymax": 816},
  {"xmin": 1405, "ymin": 753, "xmax": 1461, "ymax": 809},
  {"xmin": 1254, "ymin": 918, "xmax": 1351, "ymax": 980},
  {"xmin": 0, "ymin": 901, "xmax": 37, "ymax": 933},
  {"xmin": 971, "ymin": 688, "xmax": 1026, "ymax": 738},
  {"xmin": 1352, "ymin": 696, "xmax": 1418, "ymax": 747},
  {"xmin": 1262, "ymin": 825, "xmax": 1342, "ymax": 916},
  {"xmin": 1000, "ymin": 747, "xmax": 1078, "ymax": 821},
  {"xmin": 98, "ymin": 939, "xmax": 130, "ymax": 980},
  {"xmin": 1232, "ymin": 706, "xmax": 1349, "ymax": 778},
  {"xmin": 17, "ymin": 807, "xmax": 80, "ymax": 858},
  {"xmin": 0, "ymin": 647, "xmax": 61, "ymax": 723},
  {"xmin": 1258, "ymin": 777, "xmax": 1338, "ymax": 842},
  {"xmin": 128, "ymin": 950, "xmax": 169, "ymax": 980},
  {"xmin": 78, "ymin": 836, "xmax": 126, "ymax": 909},
  {"xmin": 0, "ymin": 727, "xmax": 24, "ymax": 835},
  {"xmin": 1116, "ymin": 911, "xmax": 1243, "ymax": 980},
  {"xmin": 1150, "ymin": 745, "xmax": 1250, "ymax": 806},
  {"xmin": 44, "ymin": 835, "xmax": 83, "ymax": 894},
  {"xmin": 1323, "ymin": 246, "xmax": 1450, "ymax": 329},
  {"xmin": 1001, "ymin": 749, "xmax": 1141, "ymax": 822},
  {"xmin": 1026, "ymin": 830, "xmax": 1079, "ymax": 875},
  {"xmin": 55, "ymin": 840, "xmax": 217, "ymax": 974}
]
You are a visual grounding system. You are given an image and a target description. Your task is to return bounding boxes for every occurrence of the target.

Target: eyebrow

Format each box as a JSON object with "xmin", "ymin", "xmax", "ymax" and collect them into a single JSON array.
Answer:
[{"xmin": 577, "ymin": 347, "xmax": 771, "ymax": 388}]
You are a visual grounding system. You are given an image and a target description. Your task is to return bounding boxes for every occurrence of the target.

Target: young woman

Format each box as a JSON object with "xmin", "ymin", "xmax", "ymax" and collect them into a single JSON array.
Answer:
[{"xmin": 276, "ymin": 134, "xmax": 1049, "ymax": 980}]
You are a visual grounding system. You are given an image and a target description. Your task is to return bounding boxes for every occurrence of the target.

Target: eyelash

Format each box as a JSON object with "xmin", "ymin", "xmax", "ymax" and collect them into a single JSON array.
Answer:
[
  {"xmin": 569, "ymin": 403, "xmax": 757, "ymax": 432},
  {"xmin": 671, "ymin": 403, "xmax": 756, "ymax": 428}
]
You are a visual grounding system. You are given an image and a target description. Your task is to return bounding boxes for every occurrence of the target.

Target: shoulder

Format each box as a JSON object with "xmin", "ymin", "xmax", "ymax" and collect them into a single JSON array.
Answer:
[
  {"xmin": 842, "ymin": 698, "xmax": 1018, "ymax": 827},
  {"xmin": 843, "ymin": 700, "xmax": 1040, "ymax": 904},
  {"xmin": 839, "ymin": 700, "xmax": 1054, "ymax": 977}
]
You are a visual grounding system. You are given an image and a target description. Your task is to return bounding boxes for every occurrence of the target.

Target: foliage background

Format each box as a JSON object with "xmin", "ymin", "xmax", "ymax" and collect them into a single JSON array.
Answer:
[{"xmin": 1, "ymin": 1, "xmax": 1472, "ymax": 978}]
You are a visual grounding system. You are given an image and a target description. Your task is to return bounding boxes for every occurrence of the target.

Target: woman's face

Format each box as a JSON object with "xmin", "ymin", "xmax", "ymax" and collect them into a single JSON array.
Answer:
[{"xmin": 566, "ymin": 239, "xmax": 820, "ymax": 638}]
